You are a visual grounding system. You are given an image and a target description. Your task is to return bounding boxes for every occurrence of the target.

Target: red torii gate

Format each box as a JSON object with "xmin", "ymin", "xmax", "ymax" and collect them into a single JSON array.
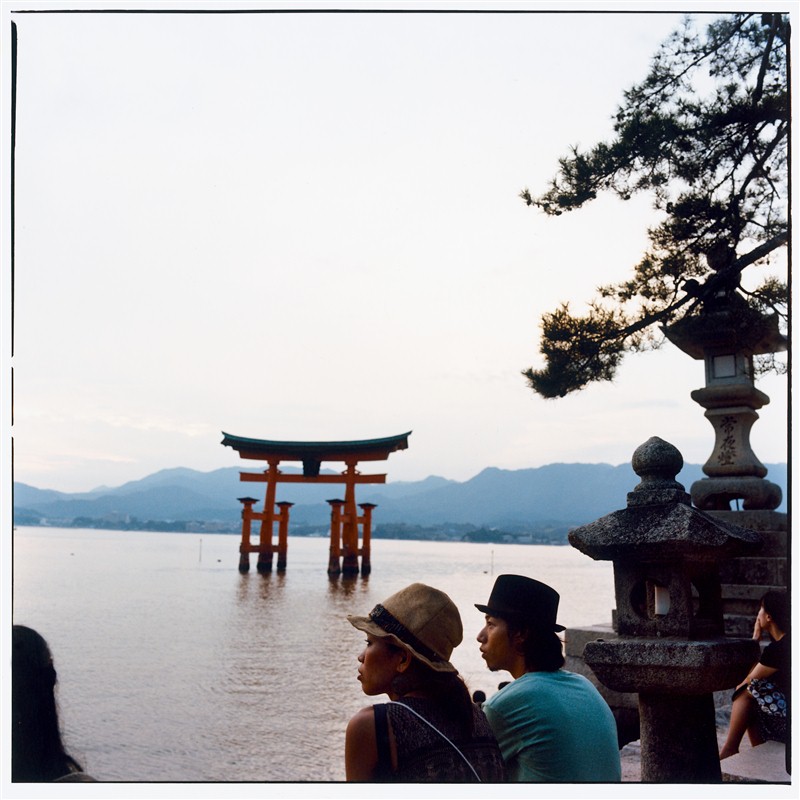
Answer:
[{"xmin": 221, "ymin": 432, "xmax": 411, "ymax": 575}]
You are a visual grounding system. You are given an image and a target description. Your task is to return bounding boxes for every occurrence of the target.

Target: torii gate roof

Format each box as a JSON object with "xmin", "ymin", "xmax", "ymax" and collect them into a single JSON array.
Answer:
[{"xmin": 221, "ymin": 431, "xmax": 411, "ymax": 463}]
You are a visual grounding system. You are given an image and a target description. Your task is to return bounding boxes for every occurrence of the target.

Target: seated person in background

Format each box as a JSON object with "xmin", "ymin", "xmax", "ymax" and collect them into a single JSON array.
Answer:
[
  {"xmin": 344, "ymin": 582, "xmax": 506, "ymax": 782},
  {"xmin": 12, "ymin": 625, "xmax": 96, "ymax": 782},
  {"xmin": 719, "ymin": 590, "xmax": 789, "ymax": 759},
  {"xmin": 475, "ymin": 574, "xmax": 621, "ymax": 782}
]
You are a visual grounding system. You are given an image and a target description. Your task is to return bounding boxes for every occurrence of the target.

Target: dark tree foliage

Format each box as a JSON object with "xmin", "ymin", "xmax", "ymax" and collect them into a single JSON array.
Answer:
[{"xmin": 521, "ymin": 13, "xmax": 789, "ymax": 398}]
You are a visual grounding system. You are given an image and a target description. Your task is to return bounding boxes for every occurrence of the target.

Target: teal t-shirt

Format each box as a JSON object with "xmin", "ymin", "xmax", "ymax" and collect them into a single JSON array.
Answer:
[{"xmin": 482, "ymin": 670, "xmax": 621, "ymax": 782}]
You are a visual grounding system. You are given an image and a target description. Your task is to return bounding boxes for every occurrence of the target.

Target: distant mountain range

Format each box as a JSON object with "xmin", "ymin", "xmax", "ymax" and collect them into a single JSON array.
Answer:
[{"xmin": 13, "ymin": 461, "xmax": 787, "ymax": 536}]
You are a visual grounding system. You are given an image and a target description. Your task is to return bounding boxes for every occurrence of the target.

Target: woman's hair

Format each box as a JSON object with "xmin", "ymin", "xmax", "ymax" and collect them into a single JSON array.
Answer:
[
  {"xmin": 387, "ymin": 643, "xmax": 475, "ymax": 733},
  {"xmin": 762, "ymin": 590, "xmax": 789, "ymax": 632},
  {"xmin": 12, "ymin": 625, "xmax": 83, "ymax": 782},
  {"xmin": 506, "ymin": 620, "xmax": 565, "ymax": 672}
]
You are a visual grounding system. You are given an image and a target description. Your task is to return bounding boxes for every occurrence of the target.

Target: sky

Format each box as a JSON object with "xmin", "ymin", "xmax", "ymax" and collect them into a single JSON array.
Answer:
[{"xmin": 1, "ymin": 2, "xmax": 792, "ymax": 496}]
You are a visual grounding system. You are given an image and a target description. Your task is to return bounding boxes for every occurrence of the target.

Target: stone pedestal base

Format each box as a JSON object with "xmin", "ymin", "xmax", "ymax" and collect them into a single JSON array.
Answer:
[
  {"xmin": 639, "ymin": 692, "xmax": 721, "ymax": 782},
  {"xmin": 692, "ymin": 476, "xmax": 782, "ymax": 511},
  {"xmin": 583, "ymin": 637, "xmax": 759, "ymax": 695},
  {"xmin": 583, "ymin": 637, "xmax": 758, "ymax": 781}
]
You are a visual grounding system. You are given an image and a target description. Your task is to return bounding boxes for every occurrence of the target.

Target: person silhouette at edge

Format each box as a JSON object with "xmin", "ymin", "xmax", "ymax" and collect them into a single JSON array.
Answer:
[
  {"xmin": 12, "ymin": 625, "xmax": 96, "ymax": 782},
  {"xmin": 719, "ymin": 590, "xmax": 789, "ymax": 761}
]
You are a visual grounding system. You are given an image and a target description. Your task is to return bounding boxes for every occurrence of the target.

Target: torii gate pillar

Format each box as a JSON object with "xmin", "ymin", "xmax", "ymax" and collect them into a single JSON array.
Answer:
[
  {"xmin": 327, "ymin": 499, "xmax": 344, "ymax": 575},
  {"xmin": 359, "ymin": 503, "xmax": 377, "ymax": 576}
]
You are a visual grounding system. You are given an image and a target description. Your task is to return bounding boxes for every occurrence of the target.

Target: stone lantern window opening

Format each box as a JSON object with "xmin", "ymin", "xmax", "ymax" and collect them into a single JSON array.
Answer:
[
  {"xmin": 630, "ymin": 579, "xmax": 673, "ymax": 621},
  {"xmin": 711, "ymin": 354, "xmax": 735, "ymax": 379},
  {"xmin": 706, "ymin": 351, "xmax": 753, "ymax": 386},
  {"xmin": 629, "ymin": 580, "xmax": 647, "ymax": 620},
  {"xmin": 619, "ymin": 566, "xmax": 723, "ymax": 639},
  {"xmin": 653, "ymin": 583, "xmax": 670, "ymax": 616}
]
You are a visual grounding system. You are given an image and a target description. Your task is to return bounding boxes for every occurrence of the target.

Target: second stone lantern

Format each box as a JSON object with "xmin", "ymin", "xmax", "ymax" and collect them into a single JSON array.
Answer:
[
  {"xmin": 663, "ymin": 290, "xmax": 786, "ymax": 512},
  {"xmin": 568, "ymin": 436, "xmax": 762, "ymax": 782}
]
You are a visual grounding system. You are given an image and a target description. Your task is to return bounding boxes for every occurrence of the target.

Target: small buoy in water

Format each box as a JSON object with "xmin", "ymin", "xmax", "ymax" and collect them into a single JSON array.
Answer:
[{"xmin": 217, "ymin": 559, "xmax": 221, "ymax": 562}]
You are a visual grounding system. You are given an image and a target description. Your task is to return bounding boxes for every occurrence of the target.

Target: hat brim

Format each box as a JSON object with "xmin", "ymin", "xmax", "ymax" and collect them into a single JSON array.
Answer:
[
  {"xmin": 347, "ymin": 614, "xmax": 458, "ymax": 673},
  {"xmin": 474, "ymin": 604, "xmax": 566, "ymax": 632}
]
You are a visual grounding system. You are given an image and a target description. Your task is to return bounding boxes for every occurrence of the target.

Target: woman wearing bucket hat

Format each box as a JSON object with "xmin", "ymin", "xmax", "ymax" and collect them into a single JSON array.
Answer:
[
  {"xmin": 345, "ymin": 583, "xmax": 506, "ymax": 782},
  {"xmin": 475, "ymin": 574, "xmax": 621, "ymax": 782}
]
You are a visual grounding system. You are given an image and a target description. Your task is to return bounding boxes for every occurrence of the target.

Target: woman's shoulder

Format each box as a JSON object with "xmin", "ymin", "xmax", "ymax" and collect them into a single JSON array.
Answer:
[
  {"xmin": 764, "ymin": 634, "xmax": 789, "ymax": 654},
  {"xmin": 345, "ymin": 705, "xmax": 382, "ymax": 781},
  {"xmin": 762, "ymin": 634, "xmax": 790, "ymax": 663},
  {"xmin": 347, "ymin": 704, "xmax": 379, "ymax": 733}
]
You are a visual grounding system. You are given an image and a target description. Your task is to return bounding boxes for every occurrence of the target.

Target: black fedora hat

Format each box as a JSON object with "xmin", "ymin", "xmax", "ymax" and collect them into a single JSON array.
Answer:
[{"xmin": 475, "ymin": 574, "xmax": 565, "ymax": 632}]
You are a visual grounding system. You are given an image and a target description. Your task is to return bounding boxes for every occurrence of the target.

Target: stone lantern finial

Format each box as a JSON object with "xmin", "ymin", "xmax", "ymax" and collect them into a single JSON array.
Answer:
[{"xmin": 628, "ymin": 436, "xmax": 690, "ymax": 507}]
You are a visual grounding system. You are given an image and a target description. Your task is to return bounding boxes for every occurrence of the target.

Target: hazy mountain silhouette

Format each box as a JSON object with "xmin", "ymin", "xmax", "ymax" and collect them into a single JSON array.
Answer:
[{"xmin": 13, "ymin": 462, "xmax": 787, "ymax": 530}]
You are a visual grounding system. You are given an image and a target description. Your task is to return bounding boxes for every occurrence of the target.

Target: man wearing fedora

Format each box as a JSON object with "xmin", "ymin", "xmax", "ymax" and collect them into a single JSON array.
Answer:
[{"xmin": 476, "ymin": 574, "xmax": 621, "ymax": 782}]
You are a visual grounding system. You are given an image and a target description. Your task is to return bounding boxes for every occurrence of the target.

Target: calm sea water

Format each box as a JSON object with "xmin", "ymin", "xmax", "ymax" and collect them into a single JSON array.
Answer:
[{"xmin": 12, "ymin": 527, "xmax": 615, "ymax": 783}]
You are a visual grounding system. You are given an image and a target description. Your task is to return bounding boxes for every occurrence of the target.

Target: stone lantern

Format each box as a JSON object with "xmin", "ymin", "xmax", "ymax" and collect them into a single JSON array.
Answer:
[
  {"xmin": 663, "ymin": 291, "xmax": 786, "ymax": 511},
  {"xmin": 569, "ymin": 437, "xmax": 762, "ymax": 782}
]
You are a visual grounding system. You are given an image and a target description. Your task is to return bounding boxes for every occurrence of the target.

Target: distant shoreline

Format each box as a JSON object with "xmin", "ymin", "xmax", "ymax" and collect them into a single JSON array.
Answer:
[{"xmin": 13, "ymin": 522, "xmax": 572, "ymax": 545}]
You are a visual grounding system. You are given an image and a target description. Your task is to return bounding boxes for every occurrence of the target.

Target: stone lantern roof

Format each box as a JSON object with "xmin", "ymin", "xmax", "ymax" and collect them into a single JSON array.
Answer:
[
  {"xmin": 571, "ymin": 502, "xmax": 762, "ymax": 563},
  {"xmin": 664, "ymin": 298, "xmax": 787, "ymax": 360},
  {"xmin": 569, "ymin": 437, "xmax": 762, "ymax": 563}
]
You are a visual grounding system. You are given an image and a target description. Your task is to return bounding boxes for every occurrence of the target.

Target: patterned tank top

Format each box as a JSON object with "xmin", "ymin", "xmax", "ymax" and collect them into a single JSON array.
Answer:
[{"xmin": 373, "ymin": 696, "xmax": 506, "ymax": 782}]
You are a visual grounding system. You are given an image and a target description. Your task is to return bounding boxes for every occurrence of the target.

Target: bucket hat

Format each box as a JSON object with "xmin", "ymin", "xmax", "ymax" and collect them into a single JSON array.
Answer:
[
  {"xmin": 475, "ymin": 574, "xmax": 565, "ymax": 632},
  {"xmin": 347, "ymin": 583, "xmax": 463, "ymax": 672}
]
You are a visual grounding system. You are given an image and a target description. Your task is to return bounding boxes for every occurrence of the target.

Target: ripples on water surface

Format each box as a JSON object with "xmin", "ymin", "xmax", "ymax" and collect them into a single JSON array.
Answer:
[{"xmin": 12, "ymin": 527, "xmax": 614, "ymax": 783}]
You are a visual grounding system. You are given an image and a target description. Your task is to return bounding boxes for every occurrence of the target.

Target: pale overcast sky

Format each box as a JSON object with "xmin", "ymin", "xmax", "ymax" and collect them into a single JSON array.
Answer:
[{"xmin": 2, "ymin": 2, "xmax": 791, "ymax": 494}]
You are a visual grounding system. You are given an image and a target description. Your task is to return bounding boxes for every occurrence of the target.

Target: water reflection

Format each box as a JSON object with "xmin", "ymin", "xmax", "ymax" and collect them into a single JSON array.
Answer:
[{"xmin": 326, "ymin": 572, "xmax": 372, "ymax": 607}]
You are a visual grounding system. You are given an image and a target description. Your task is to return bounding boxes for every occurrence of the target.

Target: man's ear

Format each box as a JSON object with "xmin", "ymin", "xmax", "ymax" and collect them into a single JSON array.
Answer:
[{"xmin": 510, "ymin": 626, "xmax": 528, "ymax": 653}]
